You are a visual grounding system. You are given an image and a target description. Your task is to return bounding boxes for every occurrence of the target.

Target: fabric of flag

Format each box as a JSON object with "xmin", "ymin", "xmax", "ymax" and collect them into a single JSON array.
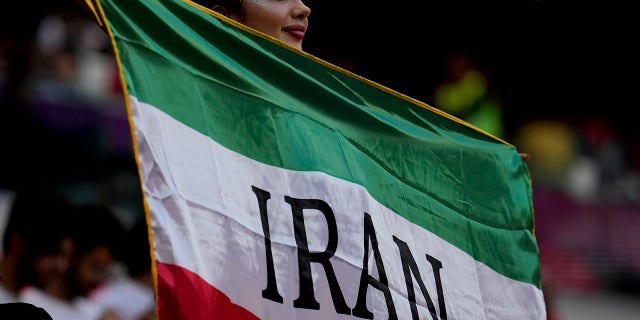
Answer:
[{"xmin": 83, "ymin": 0, "xmax": 546, "ymax": 318}]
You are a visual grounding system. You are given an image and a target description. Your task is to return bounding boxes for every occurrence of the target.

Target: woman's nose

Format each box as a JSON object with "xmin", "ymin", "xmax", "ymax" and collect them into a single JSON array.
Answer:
[{"xmin": 293, "ymin": 0, "xmax": 311, "ymax": 19}]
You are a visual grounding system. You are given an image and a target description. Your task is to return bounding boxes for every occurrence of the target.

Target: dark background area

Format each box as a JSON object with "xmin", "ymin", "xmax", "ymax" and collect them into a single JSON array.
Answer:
[
  {"xmin": 5, "ymin": 0, "xmax": 636, "ymax": 130},
  {"xmin": 305, "ymin": 1, "xmax": 637, "ymax": 141}
]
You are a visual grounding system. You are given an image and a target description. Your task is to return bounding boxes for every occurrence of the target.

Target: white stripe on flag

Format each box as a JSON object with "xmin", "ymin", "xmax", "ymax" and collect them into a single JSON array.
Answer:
[{"xmin": 130, "ymin": 95, "xmax": 545, "ymax": 319}]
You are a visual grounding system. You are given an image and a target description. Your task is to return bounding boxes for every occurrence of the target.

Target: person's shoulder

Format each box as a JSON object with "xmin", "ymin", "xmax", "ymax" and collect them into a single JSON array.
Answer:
[
  {"xmin": 0, "ymin": 302, "xmax": 54, "ymax": 320},
  {"xmin": 0, "ymin": 284, "xmax": 18, "ymax": 303}
]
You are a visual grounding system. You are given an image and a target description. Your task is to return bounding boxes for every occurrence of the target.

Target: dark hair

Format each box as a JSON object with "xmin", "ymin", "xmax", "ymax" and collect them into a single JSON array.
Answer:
[
  {"xmin": 10, "ymin": 188, "xmax": 75, "ymax": 288},
  {"xmin": 121, "ymin": 218, "xmax": 152, "ymax": 278},
  {"xmin": 67, "ymin": 203, "xmax": 127, "ymax": 296},
  {"xmin": 69, "ymin": 203, "xmax": 126, "ymax": 261},
  {"xmin": 0, "ymin": 302, "xmax": 54, "ymax": 320},
  {"xmin": 3, "ymin": 187, "xmax": 73, "ymax": 252},
  {"xmin": 193, "ymin": 0, "xmax": 242, "ymax": 13}
]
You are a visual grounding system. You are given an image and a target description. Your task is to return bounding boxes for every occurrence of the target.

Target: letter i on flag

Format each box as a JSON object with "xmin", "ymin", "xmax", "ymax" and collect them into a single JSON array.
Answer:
[{"xmin": 81, "ymin": 0, "xmax": 546, "ymax": 318}]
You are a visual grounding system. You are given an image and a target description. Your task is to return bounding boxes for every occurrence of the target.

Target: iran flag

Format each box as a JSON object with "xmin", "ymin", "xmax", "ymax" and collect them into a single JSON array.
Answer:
[{"xmin": 83, "ymin": 0, "xmax": 546, "ymax": 318}]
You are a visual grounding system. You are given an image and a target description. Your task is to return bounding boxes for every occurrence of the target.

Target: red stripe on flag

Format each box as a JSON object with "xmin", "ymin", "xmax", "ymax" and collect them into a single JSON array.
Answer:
[{"xmin": 156, "ymin": 262, "xmax": 260, "ymax": 319}]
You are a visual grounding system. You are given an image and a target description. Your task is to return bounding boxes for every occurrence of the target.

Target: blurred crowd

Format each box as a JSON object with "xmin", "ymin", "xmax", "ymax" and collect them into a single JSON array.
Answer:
[
  {"xmin": 0, "ymin": 187, "xmax": 155, "ymax": 319},
  {"xmin": 1, "ymin": 5, "xmax": 154, "ymax": 319},
  {"xmin": 1, "ymin": 2, "xmax": 639, "ymax": 320},
  {"xmin": 428, "ymin": 47, "xmax": 640, "ymax": 307}
]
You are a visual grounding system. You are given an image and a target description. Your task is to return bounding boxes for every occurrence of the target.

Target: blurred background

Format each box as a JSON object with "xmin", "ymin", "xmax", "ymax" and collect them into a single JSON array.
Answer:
[{"xmin": 1, "ymin": 0, "xmax": 638, "ymax": 319}]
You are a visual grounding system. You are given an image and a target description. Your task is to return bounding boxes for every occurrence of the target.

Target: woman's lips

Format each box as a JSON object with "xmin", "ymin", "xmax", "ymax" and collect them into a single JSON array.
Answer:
[{"xmin": 283, "ymin": 25, "xmax": 306, "ymax": 39}]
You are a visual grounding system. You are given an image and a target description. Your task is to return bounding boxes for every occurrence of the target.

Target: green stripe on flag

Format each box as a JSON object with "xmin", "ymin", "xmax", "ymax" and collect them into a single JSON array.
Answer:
[{"xmin": 101, "ymin": 0, "xmax": 539, "ymax": 287}]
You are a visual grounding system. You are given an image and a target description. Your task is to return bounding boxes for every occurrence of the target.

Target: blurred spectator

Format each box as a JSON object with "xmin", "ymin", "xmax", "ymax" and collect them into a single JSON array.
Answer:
[
  {"xmin": 89, "ymin": 217, "xmax": 156, "ymax": 320},
  {"xmin": 68, "ymin": 203, "xmax": 128, "ymax": 319},
  {"xmin": 31, "ymin": 7, "xmax": 119, "ymax": 104},
  {"xmin": 2, "ymin": 187, "xmax": 118, "ymax": 319},
  {"xmin": 573, "ymin": 117, "xmax": 640, "ymax": 205},
  {"xmin": 517, "ymin": 117, "xmax": 640, "ymax": 206},
  {"xmin": 68, "ymin": 203, "xmax": 126, "ymax": 298},
  {"xmin": 433, "ymin": 52, "xmax": 504, "ymax": 138},
  {"xmin": 9, "ymin": 187, "xmax": 84, "ymax": 318},
  {"xmin": 0, "ymin": 187, "xmax": 73, "ymax": 303},
  {"xmin": 515, "ymin": 120, "xmax": 579, "ymax": 191}
]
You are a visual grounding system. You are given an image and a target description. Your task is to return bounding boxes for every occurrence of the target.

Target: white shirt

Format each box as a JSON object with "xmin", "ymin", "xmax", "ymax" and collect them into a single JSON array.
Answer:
[
  {"xmin": 18, "ymin": 286, "xmax": 104, "ymax": 320},
  {"xmin": 89, "ymin": 277, "xmax": 155, "ymax": 320},
  {"xmin": 0, "ymin": 284, "xmax": 17, "ymax": 303}
]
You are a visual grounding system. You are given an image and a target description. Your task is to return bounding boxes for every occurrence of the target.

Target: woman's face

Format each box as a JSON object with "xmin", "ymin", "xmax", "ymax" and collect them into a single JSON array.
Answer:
[{"xmin": 230, "ymin": 0, "xmax": 311, "ymax": 50}]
